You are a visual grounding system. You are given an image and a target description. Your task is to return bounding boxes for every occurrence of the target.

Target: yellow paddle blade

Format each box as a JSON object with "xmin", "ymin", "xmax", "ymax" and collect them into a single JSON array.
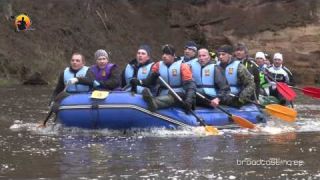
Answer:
[
  {"xmin": 265, "ymin": 104, "xmax": 297, "ymax": 122},
  {"xmin": 204, "ymin": 126, "xmax": 219, "ymax": 135},
  {"xmin": 91, "ymin": 90, "xmax": 109, "ymax": 99},
  {"xmin": 231, "ymin": 115, "xmax": 256, "ymax": 129}
]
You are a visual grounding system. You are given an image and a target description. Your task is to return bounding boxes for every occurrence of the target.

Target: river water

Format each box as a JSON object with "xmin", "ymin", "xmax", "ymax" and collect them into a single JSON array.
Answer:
[{"xmin": 0, "ymin": 85, "xmax": 320, "ymax": 179}]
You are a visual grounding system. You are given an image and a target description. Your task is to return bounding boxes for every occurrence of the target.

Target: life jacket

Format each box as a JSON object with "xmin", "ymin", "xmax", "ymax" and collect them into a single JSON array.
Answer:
[
  {"xmin": 159, "ymin": 60, "xmax": 184, "ymax": 95},
  {"xmin": 219, "ymin": 60, "xmax": 241, "ymax": 95},
  {"xmin": 189, "ymin": 60, "xmax": 217, "ymax": 97},
  {"xmin": 90, "ymin": 63, "xmax": 115, "ymax": 81},
  {"xmin": 124, "ymin": 62, "xmax": 154, "ymax": 94},
  {"xmin": 259, "ymin": 71, "xmax": 269, "ymax": 88},
  {"xmin": 64, "ymin": 66, "xmax": 90, "ymax": 93},
  {"xmin": 257, "ymin": 65, "xmax": 269, "ymax": 88},
  {"xmin": 181, "ymin": 56, "xmax": 198, "ymax": 66},
  {"xmin": 267, "ymin": 65, "xmax": 289, "ymax": 83}
]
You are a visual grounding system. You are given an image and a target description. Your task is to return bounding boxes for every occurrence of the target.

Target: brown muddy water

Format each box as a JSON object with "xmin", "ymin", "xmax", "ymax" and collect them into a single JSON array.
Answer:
[{"xmin": 0, "ymin": 85, "xmax": 320, "ymax": 179}]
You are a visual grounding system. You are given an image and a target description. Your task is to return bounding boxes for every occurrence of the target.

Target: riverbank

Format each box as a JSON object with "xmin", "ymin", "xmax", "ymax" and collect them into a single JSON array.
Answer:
[{"xmin": 1, "ymin": 0, "xmax": 320, "ymax": 85}]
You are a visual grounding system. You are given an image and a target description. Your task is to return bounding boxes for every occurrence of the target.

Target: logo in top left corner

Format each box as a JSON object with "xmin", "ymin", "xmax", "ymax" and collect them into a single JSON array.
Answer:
[{"xmin": 14, "ymin": 13, "xmax": 33, "ymax": 32}]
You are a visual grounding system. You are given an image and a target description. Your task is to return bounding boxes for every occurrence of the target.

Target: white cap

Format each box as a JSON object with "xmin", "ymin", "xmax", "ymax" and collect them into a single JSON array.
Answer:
[
  {"xmin": 273, "ymin": 52, "xmax": 283, "ymax": 61},
  {"xmin": 255, "ymin": 52, "xmax": 266, "ymax": 60}
]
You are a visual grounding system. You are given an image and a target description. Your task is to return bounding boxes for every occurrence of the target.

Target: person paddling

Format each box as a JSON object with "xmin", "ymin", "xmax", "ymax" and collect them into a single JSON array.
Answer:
[
  {"xmin": 50, "ymin": 53, "xmax": 94, "ymax": 103},
  {"xmin": 189, "ymin": 48, "xmax": 231, "ymax": 107},
  {"xmin": 130, "ymin": 44, "xmax": 196, "ymax": 112},
  {"xmin": 266, "ymin": 52, "xmax": 295, "ymax": 105},
  {"xmin": 41, "ymin": 53, "xmax": 94, "ymax": 127},
  {"xmin": 217, "ymin": 45, "xmax": 255, "ymax": 107},
  {"xmin": 234, "ymin": 43, "xmax": 260, "ymax": 100}
]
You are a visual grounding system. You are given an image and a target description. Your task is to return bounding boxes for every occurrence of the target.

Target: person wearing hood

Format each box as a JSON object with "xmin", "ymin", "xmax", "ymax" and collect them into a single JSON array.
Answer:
[
  {"xmin": 90, "ymin": 49, "xmax": 120, "ymax": 90},
  {"xmin": 121, "ymin": 44, "xmax": 154, "ymax": 94},
  {"xmin": 217, "ymin": 45, "xmax": 255, "ymax": 107},
  {"xmin": 130, "ymin": 44, "xmax": 196, "ymax": 112}
]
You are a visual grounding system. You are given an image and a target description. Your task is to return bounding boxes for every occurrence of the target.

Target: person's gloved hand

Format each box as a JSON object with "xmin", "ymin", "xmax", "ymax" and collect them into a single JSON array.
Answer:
[
  {"xmin": 182, "ymin": 102, "xmax": 192, "ymax": 112},
  {"xmin": 93, "ymin": 80, "xmax": 101, "ymax": 87},
  {"xmin": 182, "ymin": 97, "xmax": 193, "ymax": 112},
  {"xmin": 238, "ymin": 97, "xmax": 245, "ymax": 104},
  {"xmin": 130, "ymin": 78, "xmax": 142, "ymax": 86},
  {"xmin": 67, "ymin": 78, "xmax": 78, "ymax": 85}
]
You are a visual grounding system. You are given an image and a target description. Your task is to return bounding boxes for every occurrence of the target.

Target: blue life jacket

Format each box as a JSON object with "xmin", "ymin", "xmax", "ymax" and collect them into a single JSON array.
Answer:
[
  {"xmin": 159, "ymin": 60, "xmax": 184, "ymax": 95},
  {"xmin": 221, "ymin": 60, "xmax": 240, "ymax": 95},
  {"xmin": 64, "ymin": 66, "xmax": 90, "ymax": 93},
  {"xmin": 181, "ymin": 56, "xmax": 198, "ymax": 66},
  {"xmin": 190, "ymin": 60, "xmax": 217, "ymax": 97},
  {"xmin": 124, "ymin": 62, "xmax": 154, "ymax": 94}
]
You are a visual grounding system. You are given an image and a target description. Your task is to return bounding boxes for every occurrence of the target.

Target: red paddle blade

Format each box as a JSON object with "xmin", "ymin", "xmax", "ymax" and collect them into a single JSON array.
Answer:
[
  {"xmin": 276, "ymin": 82, "xmax": 296, "ymax": 101},
  {"xmin": 302, "ymin": 87, "xmax": 320, "ymax": 99}
]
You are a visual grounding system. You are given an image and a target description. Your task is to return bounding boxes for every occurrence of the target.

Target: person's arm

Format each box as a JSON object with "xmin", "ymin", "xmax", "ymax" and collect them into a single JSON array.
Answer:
[
  {"xmin": 283, "ymin": 66, "xmax": 295, "ymax": 86},
  {"xmin": 237, "ymin": 64, "xmax": 255, "ymax": 102},
  {"xmin": 77, "ymin": 70, "xmax": 94, "ymax": 87},
  {"xmin": 288, "ymin": 73, "xmax": 295, "ymax": 86},
  {"xmin": 50, "ymin": 72, "xmax": 65, "ymax": 103},
  {"xmin": 252, "ymin": 64, "xmax": 260, "ymax": 98},
  {"xmin": 141, "ymin": 62, "xmax": 160, "ymax": 86},
  {"xmin": 98, "ymin": 66, "xmax": 121, "ymax": 90},
  {"xmin": 121, "ymin": 68, "xmax": 127, "ymax": 88},
  {"xmin": 214, "ymin": 66, "xmax": 231, "ymax": 104},
  {"xmin": 181, "ymin": 63, "xmax": 196, "ymax": 107}
]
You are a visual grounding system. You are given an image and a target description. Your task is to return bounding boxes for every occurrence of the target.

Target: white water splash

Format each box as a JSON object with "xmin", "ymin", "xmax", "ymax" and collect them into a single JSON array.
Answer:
[
  {"xmin": 9, "ymin": 109, "xmax": 320, "ymax": 137},
  {"xmin": 9, "ymin": 120, "xmax": 60, "ymax": 135}
]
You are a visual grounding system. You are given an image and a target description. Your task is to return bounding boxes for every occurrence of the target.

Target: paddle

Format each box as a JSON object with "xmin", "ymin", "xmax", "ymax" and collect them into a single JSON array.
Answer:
[
  {"xmin": 196, "ymin": 92, "xmax": 256, "ymax": 129},
  {"xmin": 38, "ymin": 85, "xmax": 70, "ymax": 128},
  {"xmin": 288, "ymin": 85, "xmax": 320, "ymax": 99},
  {"xmin": 264, "ymin": 72, "xmax": 296, "ymax": 101},
  {"xmin": 229, "ymin": 94, "xmax": 297, "ymax": 122},
  {"xmin": 276, "ymin": 82, "xmax": 296, "ymax": 101},
  {"xmin": 158, "ymin": 76, "xmax": 219, "ymax": 135}
]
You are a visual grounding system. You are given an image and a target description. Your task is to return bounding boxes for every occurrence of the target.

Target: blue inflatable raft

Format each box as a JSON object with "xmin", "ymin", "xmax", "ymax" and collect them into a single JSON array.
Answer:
[{"xmin": 57, "ymin": 91, "xmax": 266, "ymax": 130}]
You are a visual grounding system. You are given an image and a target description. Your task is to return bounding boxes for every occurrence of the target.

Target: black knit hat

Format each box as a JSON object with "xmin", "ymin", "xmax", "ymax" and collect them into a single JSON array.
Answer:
[
  {"xmin": 217, "ymin": 45, "xmax": 234, "ymax": 55},
  {"xmin": 138, "ymin": 44, "xmax": 152, "ymax": 56},
  {"xmin": 162, "ymin": 44, "xmax": 175, "ymax": 56}
]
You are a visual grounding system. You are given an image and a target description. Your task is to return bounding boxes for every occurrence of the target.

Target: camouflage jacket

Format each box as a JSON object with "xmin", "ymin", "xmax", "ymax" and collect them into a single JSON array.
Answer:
[
  {"xmin": 238, "ymin": 57, "xmax": 260, "ymax": 98},
  {"xmin": 236, "ymin": 63, "xmax": 255, "ymax": 101},
  {"xmin": 220, "ymin": 58, "xmax": 255, "ymax": 105}
]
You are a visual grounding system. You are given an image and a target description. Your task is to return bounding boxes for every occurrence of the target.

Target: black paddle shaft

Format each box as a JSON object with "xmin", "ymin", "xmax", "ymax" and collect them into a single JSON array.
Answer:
[
  {"xmin": 196, "ymin": 92, "xmax": 233, "ymax": 117},
  {"xmin": 42, "ymin": 110, "xmax": 53, "ymax": 126},
  {"xmin": 42, "ymin": 86, "xmax": 69, "ymax": 126},
  {"xmin": 158, "ymin": 76, "xmax": 208, "ymax": 126}
]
